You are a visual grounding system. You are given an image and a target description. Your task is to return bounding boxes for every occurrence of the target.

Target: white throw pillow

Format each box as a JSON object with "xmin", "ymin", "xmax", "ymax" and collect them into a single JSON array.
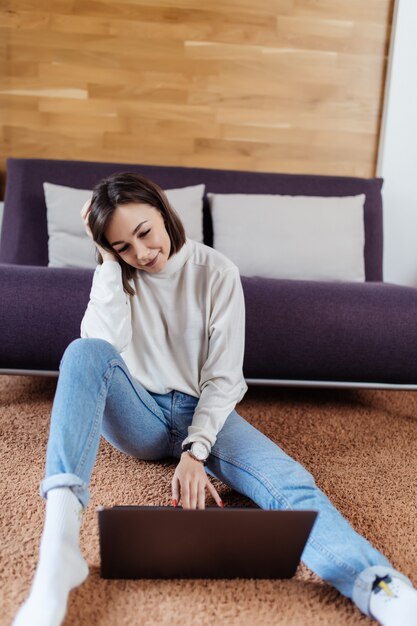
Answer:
[
  {"xmin": 44, "ymin": 181, "xmax": 205, "ymax": 268},
  {"xmin": 207, "ymin": 193, "xmax": 366, "ymax": 282}
]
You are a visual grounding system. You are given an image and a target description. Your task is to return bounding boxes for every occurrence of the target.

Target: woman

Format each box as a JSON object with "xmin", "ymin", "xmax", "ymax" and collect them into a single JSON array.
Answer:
[{"xmin": 13, "ymin": 173, "xmax": 417, "ymax": 626}]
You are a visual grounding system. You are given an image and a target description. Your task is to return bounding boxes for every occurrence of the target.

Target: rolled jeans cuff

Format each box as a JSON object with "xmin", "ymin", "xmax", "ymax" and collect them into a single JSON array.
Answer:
[
  {"xmin": 39, "ymin": 473, "xmax": 90, "ymax": 510},
  {"xmin": 352, "ymin": 564, "xmax": 413, "ymax": 617}
]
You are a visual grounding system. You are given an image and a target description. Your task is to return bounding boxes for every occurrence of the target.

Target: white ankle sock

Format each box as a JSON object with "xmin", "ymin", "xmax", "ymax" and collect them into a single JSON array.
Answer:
[
  {"xmin": 369, "ymin": 575, "xmax": 417, "ymax": 626},
  {"xmin": 12, "ymin": 487, "xmax": 89, "ymax": 626}
]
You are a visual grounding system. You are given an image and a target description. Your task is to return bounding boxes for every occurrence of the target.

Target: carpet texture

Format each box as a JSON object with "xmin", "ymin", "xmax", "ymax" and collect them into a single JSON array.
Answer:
[{"xmin": 1, "ymin": 374, "xmax": 416, "ymax": 626}]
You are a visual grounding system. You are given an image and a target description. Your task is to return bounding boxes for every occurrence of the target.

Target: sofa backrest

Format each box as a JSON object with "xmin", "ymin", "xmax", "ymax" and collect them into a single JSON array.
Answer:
[{"xmin": 0, "ymin": 157, "xmax": 383, "ymax": 280}]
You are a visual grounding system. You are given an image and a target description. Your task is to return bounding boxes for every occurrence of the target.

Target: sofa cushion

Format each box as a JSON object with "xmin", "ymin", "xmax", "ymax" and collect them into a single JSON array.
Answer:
[
  {"xmin": 208, "ymin": 192, "xmax": 366, "ymax": 282},
  {"xmin": 44, "ymin": 181, "xmax": 205, "ymax": 268},
  {"xmin": 2, "ymin": 266, "xmax": 417, "ymax": 384},
  {"xmin": 241, "ymin": 275, "xmax": 417, "ymax": 383},
  {"xmin": 0, "ymin": 158, "xmax": 384, "ymax": 281}
]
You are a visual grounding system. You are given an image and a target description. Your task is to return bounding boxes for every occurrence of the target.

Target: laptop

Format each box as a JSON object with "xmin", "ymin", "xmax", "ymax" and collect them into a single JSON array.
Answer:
[{"xmin": 97, "ymin": 505, "xmax": 318, "ymax": 579}]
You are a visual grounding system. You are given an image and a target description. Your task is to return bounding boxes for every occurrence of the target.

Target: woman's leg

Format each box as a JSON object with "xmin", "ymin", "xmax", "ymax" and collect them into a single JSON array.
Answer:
[
  {"xmin": 40, "ymin": 337, "xmax": 175, "ymax": 508},
  {"xmin": 14, "ymin": 337, "xmax": 176, "ymax": 626},
  {"xmin": 192, "ymin": 406, "xmax": 414, "ymax": 621}
]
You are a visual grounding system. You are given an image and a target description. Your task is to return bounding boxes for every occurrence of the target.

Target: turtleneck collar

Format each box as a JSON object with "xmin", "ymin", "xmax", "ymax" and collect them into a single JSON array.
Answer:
[{"xmin": 138, "ymin": 238, "xmax": 192, "ymax": 280}]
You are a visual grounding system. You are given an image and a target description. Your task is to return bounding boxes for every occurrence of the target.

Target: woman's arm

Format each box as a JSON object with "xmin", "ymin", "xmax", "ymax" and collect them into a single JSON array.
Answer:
[
  {"xmin": 79, "ymin": 199, "xmax": 133, "ymax": 352},
  {"xmin": 182, "ymin": 266, "xmax": 248, "ymax": 452},
  {"xmin": 171, "ymin": 266, "xmax": 246, "ymax": 509},
  {"xmin": 80, "ymin": 263, "xmax": 133, "ymax": 352}
]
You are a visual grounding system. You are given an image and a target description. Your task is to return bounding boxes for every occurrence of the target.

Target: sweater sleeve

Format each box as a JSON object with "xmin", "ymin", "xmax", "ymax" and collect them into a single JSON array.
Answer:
[
  {"xmin": 182, "ymin": 266, "xmax": 248, "ymax": 453},
  {"xmin": 80, "ymin": 261, "xmax": 133, "ymax": 353}
]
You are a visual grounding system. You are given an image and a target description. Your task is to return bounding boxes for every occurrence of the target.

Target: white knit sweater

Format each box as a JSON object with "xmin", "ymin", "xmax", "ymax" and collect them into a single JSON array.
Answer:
[{"xmin": 80, "ymin": 238, "xmax": 248, "ymax": 452}]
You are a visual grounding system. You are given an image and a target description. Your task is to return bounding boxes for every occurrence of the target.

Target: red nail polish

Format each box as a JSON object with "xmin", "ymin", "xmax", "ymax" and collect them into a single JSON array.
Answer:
[
  {"xmin": 219, "ymin": 500, "xmax": 224, "ymax": 508},
  {"xmin": 172, "ymin": 499, "xmax": 177, "ymax": 507}
]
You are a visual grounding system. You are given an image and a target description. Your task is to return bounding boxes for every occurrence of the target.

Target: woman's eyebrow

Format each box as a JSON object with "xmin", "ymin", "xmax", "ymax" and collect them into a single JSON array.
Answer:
[{"xmin": 111, "ymin": 220, "xmax": 149, "ymax": 246}]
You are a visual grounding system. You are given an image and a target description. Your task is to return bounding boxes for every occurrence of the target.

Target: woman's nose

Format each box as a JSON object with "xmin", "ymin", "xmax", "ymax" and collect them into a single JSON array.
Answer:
[{"xmin": 133, "ymin": 240, "xmax": 150, "ymax": 263}]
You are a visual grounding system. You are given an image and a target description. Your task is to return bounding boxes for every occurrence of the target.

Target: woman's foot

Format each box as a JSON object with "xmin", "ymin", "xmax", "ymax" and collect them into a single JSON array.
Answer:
[
  {"xmin": 369, "ymin": 574, "xmax": 417, "ymax": 626},
  {"xmin": 12, "ymin": 487, "xmax": 89, "ymax": 626}
]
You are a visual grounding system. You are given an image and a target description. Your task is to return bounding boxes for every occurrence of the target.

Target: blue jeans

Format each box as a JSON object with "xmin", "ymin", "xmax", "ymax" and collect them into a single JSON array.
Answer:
[{"xmin": 39, "ymin": 338, "xmax": 411, "ymax": 617}]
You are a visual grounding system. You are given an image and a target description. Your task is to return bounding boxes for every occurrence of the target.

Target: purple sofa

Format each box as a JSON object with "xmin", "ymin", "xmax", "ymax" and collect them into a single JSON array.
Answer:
[{"xmin": 1, "ymin": 157, "xmax": 417, "ymax": 388}]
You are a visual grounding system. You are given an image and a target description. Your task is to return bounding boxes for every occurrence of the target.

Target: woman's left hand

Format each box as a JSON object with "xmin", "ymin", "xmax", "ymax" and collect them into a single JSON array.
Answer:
[{"xmin": 172, "ymin": 452, "xmax": 223, "ymax": 510}]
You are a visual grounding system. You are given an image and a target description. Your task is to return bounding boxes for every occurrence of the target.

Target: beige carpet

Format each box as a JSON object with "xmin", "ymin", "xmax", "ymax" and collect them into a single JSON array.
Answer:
[{"xmin": 1, "ymin": 374, "xmax": 416, "ymax": 626}]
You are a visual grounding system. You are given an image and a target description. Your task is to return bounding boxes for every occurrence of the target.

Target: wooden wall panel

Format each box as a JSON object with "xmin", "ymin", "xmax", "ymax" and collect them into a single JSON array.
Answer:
[{"xmin": 0, "ymin": 0, "xmax": 394, "ymax": 195}]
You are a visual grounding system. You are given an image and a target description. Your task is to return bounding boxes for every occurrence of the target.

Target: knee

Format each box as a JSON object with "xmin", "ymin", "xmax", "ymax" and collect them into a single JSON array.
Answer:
[{"xmin": 60, "ymin": 338, "xmax": 118, "ymax": 371}]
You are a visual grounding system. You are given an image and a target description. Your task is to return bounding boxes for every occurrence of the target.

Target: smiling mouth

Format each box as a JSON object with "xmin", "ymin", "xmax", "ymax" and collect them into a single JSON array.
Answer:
[{"xmin": 145, "ymin": 253, "xmax": 159, "ymax": 267}]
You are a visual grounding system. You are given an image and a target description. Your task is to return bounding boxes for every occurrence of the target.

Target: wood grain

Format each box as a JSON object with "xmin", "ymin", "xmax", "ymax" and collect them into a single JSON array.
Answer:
[{"xmin": 0, "ymin": 0, "xmax": 394, "ymax": 195}]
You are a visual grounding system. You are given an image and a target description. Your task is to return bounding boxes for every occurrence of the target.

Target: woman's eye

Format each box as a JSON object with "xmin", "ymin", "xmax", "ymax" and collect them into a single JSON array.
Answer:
[{"xmin": 117, "ymin": 229, "xmax": 151, "ymax": 254}]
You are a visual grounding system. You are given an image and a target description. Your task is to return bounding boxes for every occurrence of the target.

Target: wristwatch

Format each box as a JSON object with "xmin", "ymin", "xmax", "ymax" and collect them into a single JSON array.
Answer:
[{"xmin": 182, "ymin": 441, "xmax": 209, "ymax": 465}]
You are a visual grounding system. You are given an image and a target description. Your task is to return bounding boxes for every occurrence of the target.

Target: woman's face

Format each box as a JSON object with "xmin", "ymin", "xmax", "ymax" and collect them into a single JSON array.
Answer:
[{"xmin": 106, "ymin": 203, "xmax": 171, "ymax": 272}]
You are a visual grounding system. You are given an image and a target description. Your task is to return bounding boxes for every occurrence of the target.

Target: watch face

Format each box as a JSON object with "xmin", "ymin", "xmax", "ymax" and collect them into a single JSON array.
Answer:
[{"xmin": 191, "ymin": 442, "xmax": 208, "ymax": 460}]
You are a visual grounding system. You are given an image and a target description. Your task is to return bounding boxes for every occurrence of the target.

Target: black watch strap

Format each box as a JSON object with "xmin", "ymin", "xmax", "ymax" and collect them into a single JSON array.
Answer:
[{"xmin": 181, "ymin": 442, "xmax": 208, "ymax": 465}]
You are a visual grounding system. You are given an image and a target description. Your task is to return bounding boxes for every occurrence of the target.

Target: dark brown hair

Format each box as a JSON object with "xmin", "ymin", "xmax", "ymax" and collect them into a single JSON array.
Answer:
[{"xmin": 88, "ymin": 172, "xmax": 186, "ymax": 295}]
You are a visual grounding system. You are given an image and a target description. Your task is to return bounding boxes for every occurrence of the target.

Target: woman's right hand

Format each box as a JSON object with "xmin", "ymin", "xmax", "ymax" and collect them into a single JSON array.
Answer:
[{"xmin": 81, "ymin": 198, "xmax": 117, "ymax": 262}]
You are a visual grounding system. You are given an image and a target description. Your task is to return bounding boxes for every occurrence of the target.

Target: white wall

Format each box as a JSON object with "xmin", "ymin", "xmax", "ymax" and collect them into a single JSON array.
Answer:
[{"xmin": 377, "ymin": 0, "xmax": 417, "ymax": 287}]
